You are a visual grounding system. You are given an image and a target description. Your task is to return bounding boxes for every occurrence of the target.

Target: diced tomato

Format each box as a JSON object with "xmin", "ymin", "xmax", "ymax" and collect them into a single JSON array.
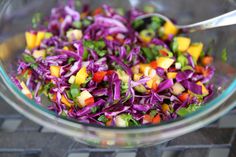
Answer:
[
  {"xmin": 85, "ymin": 97, "xmax": 95, "ymax": 105},
  {"xmin": 152, "ymin": 114, "xmax": 161, "ymax": 124},
  {"xmin": 150, "ymin": 61, "xmax": 158, "ymax": 69},
  {"xmin": 92, "ymin": 71, "xmax": 107, "ymax": 83},
  {"xmin": 144, "ymin": 114, "xmax": 153, "ymax": 123},
  {"xmin": 178, "ymin": 92, "xmax": 189, "ymax": 102}
]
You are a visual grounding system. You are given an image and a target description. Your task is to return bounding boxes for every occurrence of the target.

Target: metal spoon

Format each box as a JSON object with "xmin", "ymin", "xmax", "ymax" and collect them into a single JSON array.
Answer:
[{"xmin": 135, "ymin": 10, "xmax": 236, "ymax": 33}]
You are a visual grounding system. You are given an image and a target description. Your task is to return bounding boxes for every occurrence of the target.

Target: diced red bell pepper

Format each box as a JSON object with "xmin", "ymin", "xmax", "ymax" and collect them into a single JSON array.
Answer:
[
  {"xmin": 92, "ymin": 71, "xmax": 107, "ymax": 83},
  {"xmin": 93, "ymin": 7, "xmax": 103, "ymax": 16},
  {"xmin": 152, "ymin": 114, "xmax": 161, "ymax": 124},
  {"xmin": 85, "ymin": 97, "xmax": 95, "ymax": 106},
  {"xmin": 150, "ymin": 61, "xmax": 158, "ymax": 69},
  {"xmin": 178, "ymin": 92, "xmax": 189, "ymax": 102},
  {"xmin": 106, "ymin": 70, "xmax": 114, "ymax": 75}
]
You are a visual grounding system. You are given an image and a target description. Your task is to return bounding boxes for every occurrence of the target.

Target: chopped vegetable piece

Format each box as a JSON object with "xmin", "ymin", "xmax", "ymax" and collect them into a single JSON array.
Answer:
[
  {"xmin": 75, "ymin": 67, "xmax": 88, "ymax": 85},
  {"xmin": 172, "ymin": 82, "xmax": 185, "ymax": 95},
  {"xmin": 177, "ymin": 104, "xmax": 201, "ymax": 116},
  {"xmin": 70, "ymin": 84, "xmax": 80, "ymax": 98},
  {"xmin": 66, "ymin": 29, "xmax": 83, "ymax": 42},
  {"xmin": 156, "ymin": 57, "xmax": 175, "ymax": 69},
  {"xmin": 187, "ymin": 42, "xmax": 203, "ymax": 61},
  {"xmin": 35, "ymin": 31, "xmax": 45, "ymax": 47},
  {"xmin": 20, "ymin": 81, "xmax": 33, "ymax": 99},
  {"xmin": 33, "ymin": 50, "xmax": 46, "ymax": 59},
  {"xmin": 175, "ymin": 37, "xmax": 191, "ymax": 52},
  {"xmin": 162, "ymin": 21, "xmax": 178, "ymax": 38},
  {"xmin": 152, "ymin": 114, "xmax": 161, "ymax": 124},
  {"xmin": 25, "ymin": 32, "xmax": 36, "ymax": 50},
  {"xmin": 77, "ymin": 90, "xmax": 93, "ymax": 108},
  {"xmin": 93, "ymin": 71, "xmax": 107, "ymax": 83},
  {"xmin": 50, "ymin": 66, "xmax": 61, "ymax": 78},
  {"xmin": 61, "ymin": 95, "xmax": 73, "ymax": 108}
]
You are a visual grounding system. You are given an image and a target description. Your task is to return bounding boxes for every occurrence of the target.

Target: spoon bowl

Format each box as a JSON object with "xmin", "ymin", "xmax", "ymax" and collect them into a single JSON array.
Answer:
[{"xmin": 135, "ymin": 10, "xmax": 236, "ymax": 33}]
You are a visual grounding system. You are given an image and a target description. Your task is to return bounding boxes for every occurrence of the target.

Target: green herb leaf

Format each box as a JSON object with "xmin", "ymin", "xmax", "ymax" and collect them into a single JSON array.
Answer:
[
  {"xmin": 82, "ymin": 48, "xmax": 89, "ymax": 60},
  {"xmin": 221, "ymin": 48, "xmax": 228, "ymax": 63},
  {"xmin": 91, "ymin": 106, "xmax": 99, "ymax": 114},
  {"xmin": 177, "ymin": 104, "xmax": 201, "ymax": 117},
  {"xmin": 72, "ymin": 21, "xmax": 82, "ymax": 29},
  {"xmin": 132, "ymin": 19, "xmax": 144, "ymax": 29},
  {"xmin": 98, "ymin": 115, "xmax": 108, "ymax": 123},
  {"xmin": 141, "ymin": 47, "xmax": 155, "ymax": 62},
  {"xmin": 22, "ymin": 54, "xmax": 35, "ymax": 63},
  {"xmin": 70, "ymin": 84, "xmax": 80, "ymax": 99},
  {"xmin": 96, "ymin": 50, "xmax": 107, "ymax": 57},
  {"xmin": 30, "ymin": 63, "xmax": 38, "ymax": 69},
  {"xmin": 68, "ymin": 57, "xmax": 75, "ymax": 64},
  {"xmin": 32, "ymin": 13, "xmax": 42, "ymax": 28}
]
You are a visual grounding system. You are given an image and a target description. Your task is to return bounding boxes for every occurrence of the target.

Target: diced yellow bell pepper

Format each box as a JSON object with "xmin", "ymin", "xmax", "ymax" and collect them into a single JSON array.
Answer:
[
  {"xmin": 32, "ymin": 49, "xmax": 46, "ymax": 59},
  {"xmin": 61, "ymin": 95, "xmax": 73, "ymax": 108},
  {"xmin": 25, "ymin": 32, "xmax": 37, "ymax": 50},
  {"xmin": 50, "ymin": 66, "xmax": 61, "ymax": 78},
  {"xmin": 146, "ymin": 79, "xmax": 154, "ymax": 89},
  {"xmin": 75, "ymin": 67, "xmax": 88, "ymax": 85},
  {"xmin": 163, "ymin": 21, "xmax": 178, "ymax": 39},
  {"xmin": 175, "ymin": 37, "xmax": 191, "ymax": 52},
  {"xmin": 156, "ymin": 57, "xmax": 175, "ymax": 70},
  {"xmin": 196, "ymin": 81, "xmax": 209, "ymax": 96},
  {"xmin": 167, "ymin": 72, "xmax": 177, "ymax": 79},
  {"xmin": 187, "ymin": 42, "xmax": 203, "ymax": 61},
  {"xmin": 35, "ymin": 31, "xmax": 45, "ymax": 47},
  {"xmin": 63, "ymin": 46, "xmax": 69, "ymax": 51},
  {"xmin": 162, "ymin": 104, "xmax": 170, "ymax": 112}
]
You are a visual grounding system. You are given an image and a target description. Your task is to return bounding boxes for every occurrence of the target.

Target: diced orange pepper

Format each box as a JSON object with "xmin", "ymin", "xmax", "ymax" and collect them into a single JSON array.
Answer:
[
  {"xmin": 201, "ymin": 56, "xmax": 213, "ymax": 66},
  {"xmin": 93, "ymin": 71, "xmax": 107, "ymax": 83},
  {"xmin": 85, "ymin": 97, "xmax": 95, "ymax": 106},
  {"xmin": 152, "ymin": 114, "xmax": 161, "ymax": 124}
]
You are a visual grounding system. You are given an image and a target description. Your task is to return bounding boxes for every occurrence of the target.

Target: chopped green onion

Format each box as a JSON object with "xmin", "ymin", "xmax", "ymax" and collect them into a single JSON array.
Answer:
[
  {"xmin": 177, "ymin": 55, "xmax": 188, "ymax": 67},
  {"xmin": 177, "ymin": 104, "xmax": 201, "ymax": 116},
  {"xmin": 98, "ymin": 115, "xmax": 108, "ymax": 123},
  {"xmin": 68, "ymin": 57, "xmax": 75, "ymax": 64},
  {"xmin": 70, "ymin": 84, "xmax": 80, "ymax": 99},
  {"xmin": 22, "ymin": 54, "xmax": 35, "ymax": 63},
  {"xmin": 150, "ymin": 110, "xmax": 157, "ymax": 118},
  {"xmin": 171, "ymin": 37, "xmax": 179, "ymax": 53},
  {"xmin": 91, "ymin": 106, "xmax": 99, "ymax": 114},
  {"xmin": 83, "ymin": 48, "xmax": 89, "ymax": 60}
]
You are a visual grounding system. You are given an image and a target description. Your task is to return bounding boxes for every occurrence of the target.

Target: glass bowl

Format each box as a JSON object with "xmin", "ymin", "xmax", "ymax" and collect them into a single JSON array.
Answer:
[{"xmin": 1, "ymin": 0, "xmax": 236, "ymax": 148}]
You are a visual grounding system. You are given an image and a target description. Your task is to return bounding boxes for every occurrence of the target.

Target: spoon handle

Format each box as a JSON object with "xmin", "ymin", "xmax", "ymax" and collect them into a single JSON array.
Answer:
[{"xmin": 179, "ymin": 10, "xmax": 236, "ymax": 33}]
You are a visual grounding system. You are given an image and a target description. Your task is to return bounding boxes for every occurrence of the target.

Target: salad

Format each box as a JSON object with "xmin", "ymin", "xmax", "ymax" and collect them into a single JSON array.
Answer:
[{"xmin": 12, "ymin": 3, "xmax": 215, "ymax": 127}]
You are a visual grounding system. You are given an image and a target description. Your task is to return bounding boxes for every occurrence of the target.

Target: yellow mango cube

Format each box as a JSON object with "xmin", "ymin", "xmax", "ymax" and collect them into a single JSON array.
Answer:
[
  {"xmin": 163, "ymin": 21, "xmax": 178, "ymax": 38},
  {"xmin": 176, "ymin": 37, "xmax": 191, "ymax": 52},
  {"xmin": 139, "ymin": 64, "xmax": 150, "ymax": 73},
  {"xmin": 196, "ymin": 81, "xmax": 209, "ymax": 96},
  {"xmin": 50, "ymin": 66, "xmax": 61, "ymax": 77},
  {"xmin": 156, "ymin": 57, "xmax": 175, "ymax": 70},
  {"xmin": 61, "ymin": 95, "xmax": 73, "ymax": 108},
  {"xmin": 33, "ymin": 50, "xmax": 46, "ymax": 59},
  {"xmin": 162, "ymin": 104, "xmax": 170, "ymax": 113},
  {"xmin": 187, "ymin": 42, "xmax": 203, "ymax": 61},
  {"xmin": 75, "ymin": 67, "xmax": 88, "ymax": 85},
  {"xmin": 35, "ymin": 31, "xmax": 45, "ymax": 47},
  {"xmin": 133, "ymin": 73, "xmax": 143, "ymax": 81},
  {"xmin": 167, "ymin": 72, "xmax": 177, "ymax": 79},
  {"xmin": 25, "ymin": 32, "xmax": 36, "ymax": 50}
]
